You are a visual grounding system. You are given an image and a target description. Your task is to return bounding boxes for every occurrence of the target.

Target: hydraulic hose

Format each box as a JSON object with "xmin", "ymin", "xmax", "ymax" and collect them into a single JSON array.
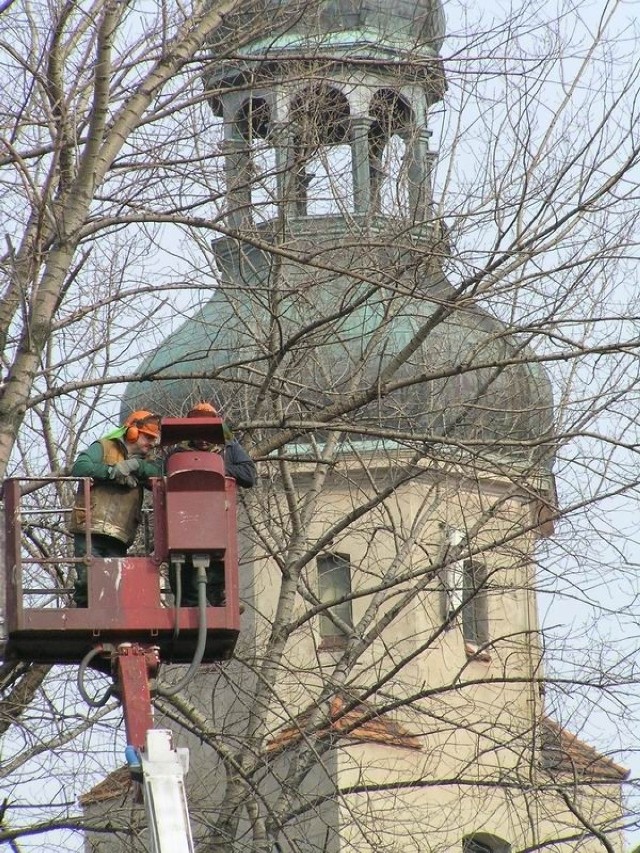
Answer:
[
  {"xmin": 77, "ymin": 645, "xmax": 116, "ymax": 708},
  {"xmin": 156, "ymin": 566, "xmax": 208, "ymax": 697},
  {"xmin": 173, "ymin": 558, "xmax": 184, "ymax": 640}
]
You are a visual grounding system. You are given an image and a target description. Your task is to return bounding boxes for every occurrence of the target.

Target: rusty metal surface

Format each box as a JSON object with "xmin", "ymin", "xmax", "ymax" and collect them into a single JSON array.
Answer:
[
  {"xmin": 2, "ymin": 473, "xmax": 241, "ymax": 667},
  {"xmin": 5, "ymin": 556, "xmax": 239, "ymax": 665},
  {"xmin": 116, "ymin": 644, "xmax": 159, "ymax": 750},
  {"xmin": 159, "ymin": 416, "xmax": 225, "ymax": 447}
]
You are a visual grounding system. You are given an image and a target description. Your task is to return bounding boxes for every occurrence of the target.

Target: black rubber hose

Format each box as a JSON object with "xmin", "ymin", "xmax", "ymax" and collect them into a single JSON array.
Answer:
[
  {"xmin": 173, "ymin": 560, "xmax": 183, "ymax": 640},
  {"xmin": 77, "ymin": 645, "xmax": 115, "ymax": 708},
  {"xmin": 156, "ymin": 566, "xmax": 208, "ymax": 697}
]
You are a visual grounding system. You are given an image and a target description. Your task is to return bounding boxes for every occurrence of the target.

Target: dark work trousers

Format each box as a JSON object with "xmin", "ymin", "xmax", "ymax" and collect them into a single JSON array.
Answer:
[{"xmin": 72, "ymin": 533, "xmax": 128, "ymax": 607}]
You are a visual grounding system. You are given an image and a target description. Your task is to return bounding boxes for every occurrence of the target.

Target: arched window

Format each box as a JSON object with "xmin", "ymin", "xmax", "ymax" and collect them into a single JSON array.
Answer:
[
  {"xmin": 368, "ymin": 89, "xmax": 413, "ymax": 216},
  {"xmin": 463, "ymin": 833, "xmax": 511, "ymax": 853},
  {"xmin": 461, "ymin": 560, "xmax": 489, "ymax": 646},
  {"xmin": 378, "ymin": 133, "xmax": 408, "ymax": 215},
  {"xmin": 289, "ymin": 86, "xmax": 353, "ymax": 215},
  {"xmin": 235, "ymin": 97, "xmax": 276, "ymax": 223},
  {"xmin": 464, "ymin": 839, "xmax": 493, "ymax": 853}
]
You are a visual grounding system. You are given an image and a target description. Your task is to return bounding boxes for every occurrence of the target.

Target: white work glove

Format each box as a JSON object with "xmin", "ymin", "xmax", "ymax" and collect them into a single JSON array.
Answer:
[{"xmin": 109, "ymin": 458, "xmax": 140, "ymax": 487}]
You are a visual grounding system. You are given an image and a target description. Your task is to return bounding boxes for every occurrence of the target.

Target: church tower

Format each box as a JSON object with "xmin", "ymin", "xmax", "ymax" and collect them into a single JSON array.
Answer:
[{"xmin": 116, "ymin": 2, "xmax": 627, "ymax": 852}]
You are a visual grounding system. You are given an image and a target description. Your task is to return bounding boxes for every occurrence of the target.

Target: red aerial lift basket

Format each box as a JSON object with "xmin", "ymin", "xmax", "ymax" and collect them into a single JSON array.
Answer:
[{"xmin": 1, "ymin": 416, "xmax": 241, "ymax": 670}]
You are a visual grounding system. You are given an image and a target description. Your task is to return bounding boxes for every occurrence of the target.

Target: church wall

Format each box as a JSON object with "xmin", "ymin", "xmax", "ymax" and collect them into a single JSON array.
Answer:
[
  {"xmin": 300, "ymin": 743, "xmax": 626, "ymax": 853},
  {"xmin": 240, "ymin": 451, "xmax": 546, "ymax": 753}
]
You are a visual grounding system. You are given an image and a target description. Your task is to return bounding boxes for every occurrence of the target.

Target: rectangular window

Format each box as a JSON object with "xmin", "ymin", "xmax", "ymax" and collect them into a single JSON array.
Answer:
[
  {"xmin": 442, "ymin": 557, "xmax": 489, "ymax": 646},
  {"xmin": 461, "ymin": 560, "xmax": 489, "ymax": 646},
  {"xmin": 317, "ymin": 552, "xmax": 353, "ymax": 638}
]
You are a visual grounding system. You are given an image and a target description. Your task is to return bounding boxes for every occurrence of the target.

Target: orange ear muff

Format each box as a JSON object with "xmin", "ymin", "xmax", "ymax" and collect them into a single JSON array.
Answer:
[{"xmin": 122, "ymin": 412, "xmax": 160, "ymax": 443}]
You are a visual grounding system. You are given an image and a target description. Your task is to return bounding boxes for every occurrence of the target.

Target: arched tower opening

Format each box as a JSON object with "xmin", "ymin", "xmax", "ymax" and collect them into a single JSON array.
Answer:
[
  {"xmin": 368, "ymin": 88, "xmax": 414, "ymax": 217},
  {"xmin": 289, "ymin": 84, "xmax": 353, "ymax": 216},
  {"xmin": 232, "ymin": 97, "xmax": 275, "ymax": 225}
]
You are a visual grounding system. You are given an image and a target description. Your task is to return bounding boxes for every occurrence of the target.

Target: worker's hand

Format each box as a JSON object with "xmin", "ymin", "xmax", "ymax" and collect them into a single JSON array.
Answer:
[
  {"xmin": 115, "ymin": 458, "xmax": 140, "ymax": 475},
  {"xmin": 109, "ymin": 459, "xmax": 140, "ymax": 487},
  {"xmin": 222, "ymin": 422, "xmax": 233, "ymax": 443}
]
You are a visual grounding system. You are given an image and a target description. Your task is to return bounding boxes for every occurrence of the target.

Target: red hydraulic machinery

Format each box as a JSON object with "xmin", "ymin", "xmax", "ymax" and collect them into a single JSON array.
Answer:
[{"xmin": 1, "ymin": 415, "xmax": 243, "ymax": 851}]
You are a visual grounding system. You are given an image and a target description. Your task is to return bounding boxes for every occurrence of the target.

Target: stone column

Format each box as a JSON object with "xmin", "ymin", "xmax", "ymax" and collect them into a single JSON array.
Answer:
[
  {"xmin": 351, "ymin": 117, "xmax": 375, "ymax": 215},
  {"xmin": 403, "ymin": 128, "xmax": 436, "ymax": 224},
  {"xmin": 269, "ymin": 121, "xmax": 300, "ymax": 220},
  {"xmin": 222, "ymin": 136, "xmax": 253, "ymax": 230}
]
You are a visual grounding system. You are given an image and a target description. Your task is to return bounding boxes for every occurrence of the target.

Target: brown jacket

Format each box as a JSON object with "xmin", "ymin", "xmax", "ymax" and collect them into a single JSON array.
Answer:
[{"xmin": 68, "ymin": 439, "xmax": 142, "ymax": 546}]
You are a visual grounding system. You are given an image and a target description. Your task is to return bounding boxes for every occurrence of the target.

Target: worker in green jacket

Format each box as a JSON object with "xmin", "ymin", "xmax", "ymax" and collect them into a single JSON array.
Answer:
[{"xmin": 68, "ymin": 410, "xmax": 162, "ymax": 606}]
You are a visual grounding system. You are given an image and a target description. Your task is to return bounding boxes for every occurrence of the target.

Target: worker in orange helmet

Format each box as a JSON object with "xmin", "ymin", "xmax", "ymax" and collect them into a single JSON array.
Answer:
[
  {"xmin": 68, "ymin": 410, "xmax": 163, "ymax": 606},
  {"xmin": 183, "ymin": 401, "xmax": 256, "ymax": 488},
  {"xmin": 166, "ymin": 401, "xmax": 256, "ymax": 606}
]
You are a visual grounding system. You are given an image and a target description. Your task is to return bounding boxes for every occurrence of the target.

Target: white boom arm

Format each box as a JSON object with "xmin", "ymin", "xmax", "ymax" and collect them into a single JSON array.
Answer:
[{"xmin": 140, "ymin": 729, "xmax": 195, "ymax": 853}]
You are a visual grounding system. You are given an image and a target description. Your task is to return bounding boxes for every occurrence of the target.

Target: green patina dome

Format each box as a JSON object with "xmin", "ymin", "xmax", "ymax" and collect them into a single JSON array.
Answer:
[
  {"xmin": 208, "ymin": 0, "xmax": 446, "ymax": 65},
  {"xmin": 259, "ymin": 0, "xmax": 446, "ymax": 47},
  {"xmin": 123, "ymin": 225, "xmax": 554, "ymax": 470}
]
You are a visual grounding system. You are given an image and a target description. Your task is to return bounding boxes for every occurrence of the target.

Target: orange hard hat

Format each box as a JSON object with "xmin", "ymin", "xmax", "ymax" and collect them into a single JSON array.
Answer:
[
  {"xmin": 187, "ymin": 402, "xmax": 218, "ymax": 417},
  {"xmin": 124, "ymin": 410, "xmax": 161, "ymax": 439}
]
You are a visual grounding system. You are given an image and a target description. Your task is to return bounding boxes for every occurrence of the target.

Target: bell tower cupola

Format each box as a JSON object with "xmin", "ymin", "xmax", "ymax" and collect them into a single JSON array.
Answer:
[{"xmin": 205, "ymin": 0, "xmax": 446, "ymax": 234}]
